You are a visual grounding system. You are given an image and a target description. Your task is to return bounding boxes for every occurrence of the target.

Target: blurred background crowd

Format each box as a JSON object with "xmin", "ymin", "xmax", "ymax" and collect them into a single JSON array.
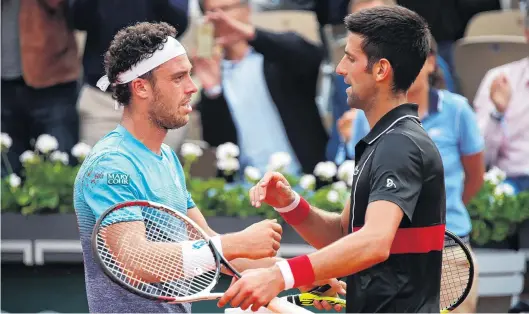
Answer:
[{"xmin": 1, "ymin": 0, "xmax": 529, "ymax": 312}]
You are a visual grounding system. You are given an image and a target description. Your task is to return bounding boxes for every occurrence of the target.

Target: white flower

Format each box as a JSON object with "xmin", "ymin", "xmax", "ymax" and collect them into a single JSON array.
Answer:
[
  {"xmin": 216, "ymin": 142, "xmax": 240, "ymax": 160},
  {"xmin": 313, "ymin": 161, "xmax": 337, "ymax": 180},
  {"xmin": 217, "ymin": 158, "xmax": 240, "ymax": 172},
  {"xmin": 8, "ymin": 174, "xmax": 21, "ymax": 188},
  {"xmin": 484, "ymin": 166, "xmax": 506, "ymax": 185},
  {"xmin": 332, "ymin": 181, "xmax": 348, "ymax": 191},
  {"xmin": 267, "ymin": 152, "xmax": 292, "ymax": 172},
  {"xmin": 35, "ymin": 134, "xmax": 58, "ymax": 154},
  {"xmin": 244, "ymin": 166, "xmax": 262, "ymax": 181},
  {"xmin": 299, "ymin": 174, "xmax": 316, "ymax": 190},
  {"xmin": 19, "ymin": 150, "xmax": 36, "ymax": 163},
  {"xmin": 327, "ymin": 190, "xmax": 340, "ymax": 203},
  {"xmin": 180, "ymin": 142, "xmax": 203, "ymax": 158},
  {"xmin": 50, "ymin": 151, "xmax": 69, "ymax": 165},
  {"xmin": 494, "ymin": 182, "xmax": 516, "ymax": 197},
  {"xmin": 337, "ymin": 160, "xmax": 355, "ymax": 184},
  {"xmin": 1, "ymin": 133, "xmax": 12, "ymax": 149},
  {"xmin": 71, "ymin": 142, "xmax": 92, "ymax": 159}
]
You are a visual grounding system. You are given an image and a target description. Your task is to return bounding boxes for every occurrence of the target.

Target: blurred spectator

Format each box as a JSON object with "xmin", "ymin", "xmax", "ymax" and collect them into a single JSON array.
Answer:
[
  {"xmin": 194, "ymin": 0, "xmax": 328, "ymax": 177},
  {"xmin": 71, "ymin": 0, "xmax": 190, "ymax": 149},
  {"xmin": 397, "ymin": 0, "xmax": 501, "ymax": 80},
  {"xmin": 333, "ymin": 41, "xmax": 485, "ymax": 314},
  {"xmin": 473, "ymin": 4, "xmax": 529, "ymax": 194},
  {"xmin": 1, "ymin": 0, "xmax": 80, "ymax": 177}
]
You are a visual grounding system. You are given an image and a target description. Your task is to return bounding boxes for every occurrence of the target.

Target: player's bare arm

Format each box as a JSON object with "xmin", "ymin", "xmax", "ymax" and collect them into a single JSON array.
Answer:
[
  {"xmin": 216, "ymin": 200, "xmax": 403, "ymax": 311},
  {"xmin": 101, "ymin": 210, "xmax": 282, "ymax": 283},
  {"xmin": 187, "ymin": 207, "xmax": 283, "ymax": 273},
  {"xmin": 249, "ymin": 172, "xmax": 349, "ymax": 249}
]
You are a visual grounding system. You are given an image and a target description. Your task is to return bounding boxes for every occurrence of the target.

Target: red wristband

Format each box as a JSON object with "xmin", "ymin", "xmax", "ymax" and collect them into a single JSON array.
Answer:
[
  {"xmin": 287, "ymin": 255, "xmax": 315, "ymax": 288},
  {"xmin": 274, "ymin": 194, "xmax": 311, "ymax": 225}
]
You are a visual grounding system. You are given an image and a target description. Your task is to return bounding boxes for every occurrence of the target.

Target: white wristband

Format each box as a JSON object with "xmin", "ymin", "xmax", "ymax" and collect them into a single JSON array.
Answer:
[
  {"xmin": 276, "ymin": 260, "xmax": 295, "ymax": 290},
  {"xmin": 273, "ymin": 192, "xmax": 300, "ymax": 213},
  {"xmin": 182, "ymin": 239, "xmax": 217, "ymax": 278}
]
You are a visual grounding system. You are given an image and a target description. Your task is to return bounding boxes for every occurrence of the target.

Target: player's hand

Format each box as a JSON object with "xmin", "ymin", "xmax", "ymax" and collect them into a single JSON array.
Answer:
[
  {"xmin": 233, "ymin": 219, "xmax": 283, "ymax": 260},
  {"xmin": 337, "ymin": 109, "xmax": 357, "ymax": 143},
  {"xmin": 249, "ymin": 171, "xmax": 296, "ymax": 208},
  {"xmin": 299, "ymin": 279, "xmax": 347, "ymax": 312},
  {"xmin": 191, "ymin": 52, "xmax": 221, "ymax": 91},
  {"xmin": 217, "ymin": 266, "xmax": 285, "ymax": 312},
  {"xmin": 205, "ymin": 9, "xmax": 256, "ymax": 46},
  {"xmin": 490, "ymin": 73, "xmax": 512, "ymax": 113}
]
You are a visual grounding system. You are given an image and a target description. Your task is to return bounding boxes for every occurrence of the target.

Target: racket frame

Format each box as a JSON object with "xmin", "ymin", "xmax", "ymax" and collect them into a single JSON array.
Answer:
[
  {"xmin": 442, "ymin": 229, "xmax": 475, "ymax": 311},
  {"xmin": 91, "ymin": 200, "xmax": 240, "ymax": 303}
]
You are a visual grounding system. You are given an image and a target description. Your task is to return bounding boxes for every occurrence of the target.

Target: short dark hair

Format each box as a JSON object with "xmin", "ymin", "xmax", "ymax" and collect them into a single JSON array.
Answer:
[
  {"xmin": 104, "ymin": 22, "xmax": 178, "ymax": 106},
  {"xmin": 344, "ymin": 5, "xmax": 431, "ymax": 93}
]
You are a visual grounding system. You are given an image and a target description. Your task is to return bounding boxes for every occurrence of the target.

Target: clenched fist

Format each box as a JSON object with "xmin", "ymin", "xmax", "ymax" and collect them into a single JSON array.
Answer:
[
  {"xmin": 490, "ymin": 74, "xmax": 512, "ymax": 113},
  {"xmin": 231, "ymin": 219, "xmax": 283, "ymax": 260},
  {"xmin": 249, "ymin": 172, "xmax": 296, "ymax": 208}
]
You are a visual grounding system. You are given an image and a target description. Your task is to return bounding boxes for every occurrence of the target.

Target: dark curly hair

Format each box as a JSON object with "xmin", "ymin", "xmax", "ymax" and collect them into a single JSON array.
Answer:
[{"xmin": 103, "ymin": 22, "xmax": 178, "ymax": 106}]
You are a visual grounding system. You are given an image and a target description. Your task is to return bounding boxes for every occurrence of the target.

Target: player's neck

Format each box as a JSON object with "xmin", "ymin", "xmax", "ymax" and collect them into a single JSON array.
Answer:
[
  {"xmin": 223, "ymin": 41, "xmax": 250, "ymax": 61},
  {"xmin": 407, "ymin": 87, "xmax": 429, "ymax": 119},
  {"xmin": 364, "ymin": 92, "xmax": 408, "ymax": 129},
  {"xmin": 121, "ymin": 109, "xmax": 167, "ymax": 155}
]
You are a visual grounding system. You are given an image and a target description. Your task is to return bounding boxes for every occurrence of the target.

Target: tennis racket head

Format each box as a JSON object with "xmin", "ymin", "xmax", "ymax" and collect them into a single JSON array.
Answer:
[
  {"xmin": 441, "ymin": 230, "xmax": 474, "ymax": 311},
  {"xmin": 91, "ymin": 200, "xmax": 222, "ymax": 303}
]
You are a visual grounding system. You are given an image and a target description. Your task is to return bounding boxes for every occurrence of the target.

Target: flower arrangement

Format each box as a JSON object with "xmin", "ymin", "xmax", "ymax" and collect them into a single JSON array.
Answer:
[
  {"xmin": 1, "ymin": 134, "xmax": 528, "ymax": 245},
  {"xmin": 467, "ymin": 167, "xmax": 529, "ymax": 245}
]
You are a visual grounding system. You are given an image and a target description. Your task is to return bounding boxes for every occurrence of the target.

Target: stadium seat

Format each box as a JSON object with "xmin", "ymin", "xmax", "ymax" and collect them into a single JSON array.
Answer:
[
  {"xmin": 465, "ymin": 9, "xmax": 525, "ymax": 37},
  {"xmin": 453, "ymin": 35, "xmax": 528, "ymax": 103}
]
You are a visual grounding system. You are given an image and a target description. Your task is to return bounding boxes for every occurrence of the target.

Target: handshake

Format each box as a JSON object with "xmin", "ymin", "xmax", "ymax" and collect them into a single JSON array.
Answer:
[
  {"xmin": 222, "ymin": 171, "xmax": 298, "ymax": 261},
  {"xmin": 217, "ymin": 172, "xmax": 346, "ymax": 312}
]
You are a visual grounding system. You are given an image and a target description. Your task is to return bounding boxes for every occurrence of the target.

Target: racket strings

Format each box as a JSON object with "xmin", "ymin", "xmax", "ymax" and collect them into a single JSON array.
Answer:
[
  {"xmin": 440, "ymin": 243, "xmax": 471, "ymax": 309},
  {"xmin": 96, "ymin": 206, "xmax": 219, "ymax": 299}
]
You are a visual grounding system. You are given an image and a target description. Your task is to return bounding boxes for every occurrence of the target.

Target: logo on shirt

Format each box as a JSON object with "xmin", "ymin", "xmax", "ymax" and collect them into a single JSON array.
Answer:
[
  {"xmin": 107, "ymin": 172, "xmax": 130, "ymax": 185},
  {"xmin": 353, "ymin": 166, "xmax": 359, "ymax": 176},
  {"xmin": 386, "ymin": 178, "xmax": 397, "ymax": 189}
]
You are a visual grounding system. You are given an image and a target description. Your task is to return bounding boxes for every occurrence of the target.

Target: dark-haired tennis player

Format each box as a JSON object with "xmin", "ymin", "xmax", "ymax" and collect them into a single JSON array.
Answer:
[
  {"xmin": 217, "ymin": 6, "xmax": 447, "ymax": 313},
  {"xmin": 72, "ymin": 21, "xmax": 306, "ymax": 313}
]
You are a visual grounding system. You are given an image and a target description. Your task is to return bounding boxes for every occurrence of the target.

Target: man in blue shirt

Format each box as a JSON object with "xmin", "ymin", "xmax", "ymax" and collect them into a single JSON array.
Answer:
[{"xmin": 73, "ymin": 22, "xmax": 286, "ymax": 313}]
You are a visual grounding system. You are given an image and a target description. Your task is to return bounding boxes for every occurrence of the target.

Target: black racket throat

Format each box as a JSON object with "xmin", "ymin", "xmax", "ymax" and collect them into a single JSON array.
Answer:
[{"xmin": 210, "ymin": 241, "xmax": 242, "ymax": 278}]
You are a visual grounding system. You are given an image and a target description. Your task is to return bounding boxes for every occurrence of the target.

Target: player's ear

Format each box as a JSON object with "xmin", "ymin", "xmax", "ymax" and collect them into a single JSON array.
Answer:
[
  {"xmin": 373, "ymin": 58, "xmax": 391, "ymax": 83},
  {"xmin": 131, "ymin": 78, "xmax": 151, "ymax": 100}
]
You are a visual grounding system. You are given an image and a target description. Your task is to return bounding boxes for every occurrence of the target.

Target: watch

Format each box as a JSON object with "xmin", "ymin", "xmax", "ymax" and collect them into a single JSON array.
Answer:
[{"xmin": 490, "ymin": 109, "xmax": 504, "ymax": 122}]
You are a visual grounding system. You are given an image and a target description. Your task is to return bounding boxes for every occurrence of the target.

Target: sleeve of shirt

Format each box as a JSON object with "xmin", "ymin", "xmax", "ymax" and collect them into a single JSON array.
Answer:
[
  {"xmin": 81, "ymin": 153, "xmax": 142, "ymax": 223},
  {"xmin": 171, "ymin": 150, "xmax": 196, "ymax": 209},
  {"xmin": 368, "ymin": 133, "xmax": 423, "ymax": 221},
  {"xmin": 458, "ymin": 100, "xmax": 485, "ymax": 156}
]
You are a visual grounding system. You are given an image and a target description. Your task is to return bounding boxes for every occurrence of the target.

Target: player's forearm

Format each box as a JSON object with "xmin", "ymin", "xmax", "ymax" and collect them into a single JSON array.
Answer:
[
  {"xmin": 308, "ymin": 227, "xmax": 390, "ymax": 281},
  {"xmin": 290, "ymin": 206, "xmax": 344, "ymax": 249},
  {"xmin": 225, "ymin": 257, "xmax": 281, "ymax": 275}
]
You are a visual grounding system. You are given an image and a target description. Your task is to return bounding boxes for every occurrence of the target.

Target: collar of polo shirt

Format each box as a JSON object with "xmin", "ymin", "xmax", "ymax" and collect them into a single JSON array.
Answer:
[{"xmin": 362, "ymin": 103, "xmax": 421, "ymax": 145}]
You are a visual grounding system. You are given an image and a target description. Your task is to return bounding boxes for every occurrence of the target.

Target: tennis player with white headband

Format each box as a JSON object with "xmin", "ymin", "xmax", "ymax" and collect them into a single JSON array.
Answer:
[{"xmin": 73, "ymin": 22, "xmax": 295, "ymax": 313}]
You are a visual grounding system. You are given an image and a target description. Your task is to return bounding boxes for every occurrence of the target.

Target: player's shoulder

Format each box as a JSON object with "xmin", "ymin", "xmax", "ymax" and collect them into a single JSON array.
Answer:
[
  {"xmin": 74, "ymin": 147, "xmax": 139, "ymax": 189},
  {"xmin": 161, "ymin": 143, "xmax": 185, "ymax": 167}
]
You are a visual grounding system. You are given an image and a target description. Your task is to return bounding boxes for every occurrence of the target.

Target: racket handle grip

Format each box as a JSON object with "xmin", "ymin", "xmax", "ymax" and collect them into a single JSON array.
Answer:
[{"xmin": 267, "ymin": 297, "xmax": 312, "ymax": 314}]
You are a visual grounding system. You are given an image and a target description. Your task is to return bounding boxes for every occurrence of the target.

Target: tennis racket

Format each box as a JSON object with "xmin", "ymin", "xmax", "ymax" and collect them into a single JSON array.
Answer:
[
  {"xmin": 440, "ymin": 230, "xmax": 474, "ymax": 312},
  {"xmin": 91, "ymin": 200, "xmax": 311, "ymax": 314},
  {"xmin": 284, "ymin": 230, "xmax": 474, "ymax": 312}
]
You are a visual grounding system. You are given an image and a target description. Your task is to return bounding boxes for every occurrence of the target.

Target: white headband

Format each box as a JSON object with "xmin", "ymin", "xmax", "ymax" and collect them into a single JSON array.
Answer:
[{"xmin": 96, "ymin": 36, "xmax": 187, "ymax": 109}]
